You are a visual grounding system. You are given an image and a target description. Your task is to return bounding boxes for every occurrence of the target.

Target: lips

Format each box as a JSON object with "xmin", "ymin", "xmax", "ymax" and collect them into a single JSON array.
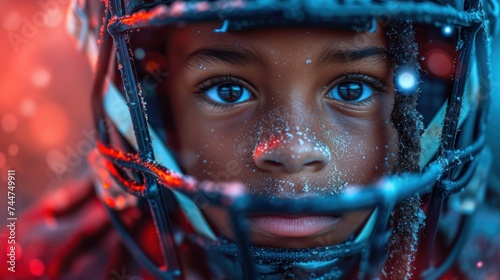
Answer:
[{"xmin": 249, "ymin": 215, "xmax": 340, "ymax": 238}]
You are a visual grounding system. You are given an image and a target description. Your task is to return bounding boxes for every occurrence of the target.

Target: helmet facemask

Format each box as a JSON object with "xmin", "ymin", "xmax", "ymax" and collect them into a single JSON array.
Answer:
[{"xmin": 82, "ymin": 1, "xmax": 492, "ymax": 279}]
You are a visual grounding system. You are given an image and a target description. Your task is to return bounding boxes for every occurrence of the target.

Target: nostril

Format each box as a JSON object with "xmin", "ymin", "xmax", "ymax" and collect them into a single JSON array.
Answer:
[
  {"xmin": 263, "ymin": 160, "xmax": 283, "ymax": 168},
  {"xmin": 304, "ymin": 160, "xmax": 326, "ymax": 171},
  {"xmin": 255, "ymin": 159, "xmax": 289, "ymax": 172},
  {"xmin": 304, "ymin": 160, "xmax": 321, "ymax": 166}
]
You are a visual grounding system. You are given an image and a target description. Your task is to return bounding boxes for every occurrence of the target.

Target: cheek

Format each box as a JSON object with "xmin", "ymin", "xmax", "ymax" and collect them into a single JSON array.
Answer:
[
  {"xmin": 175, "ymin": 115, "xmax": 256, "ymax": 182},
  {"xmin": 327, "ymin": 113, "xmax": 397, "ymax": 185}
]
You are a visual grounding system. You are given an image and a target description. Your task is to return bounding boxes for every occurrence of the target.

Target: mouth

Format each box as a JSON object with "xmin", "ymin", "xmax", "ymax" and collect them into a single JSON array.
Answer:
[{"xmin": 249, "ymin": 215, "xmax": 341, "ymax": 238}]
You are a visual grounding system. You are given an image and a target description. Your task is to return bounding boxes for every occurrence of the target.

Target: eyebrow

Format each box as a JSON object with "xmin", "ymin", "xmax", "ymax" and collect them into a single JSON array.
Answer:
[
  {"xmin": 184, "ymin": 47, "xmax": 264, "ymax": 69},
  {"xmin": 318, "ymin": 47, "xmax": 390, "ymax": 67},
  {"xmin": 184, "ymin": 46, "xmax": 390, "ymax": 70}
]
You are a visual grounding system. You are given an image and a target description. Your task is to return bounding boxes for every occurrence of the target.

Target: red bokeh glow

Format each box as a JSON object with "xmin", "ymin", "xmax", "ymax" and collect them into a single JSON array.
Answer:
[
  {"xmin": 20, "ymin": 98, "xmax": 36, "ymax": 117},
  {"xmin": 8, "ymin": 144, "xmax": 19, "ymax": 156},
  {"xmin": 32, "ymin": 68, "xmax": 51, "ymax": 88},
  {"xmin": 2, "ymin": 113, "xmax": 18, "ymax": 133},
  {"xmin": 0, "ymin": 152, "xmax": 5, "ymax": 169},
  {"xmin": 425, "ymin": 49, "xmax": 454, "ymax": 78},
  {"xmin": 29, "ymin": 258, "xmax": 45, "ymax": 276},
  {"xmin": 29, "ymin": 102, "xmax": 69, "ymax": 147}
]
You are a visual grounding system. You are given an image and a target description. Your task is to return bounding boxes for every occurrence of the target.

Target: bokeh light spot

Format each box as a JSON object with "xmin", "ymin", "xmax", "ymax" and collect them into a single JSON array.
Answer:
[
  {"xmin": 477, "ymin": 261, "xmax": 483, "ymax": 268},
  {"xmin": 9, "ymin": 243, "xmax": 23, "ymax": 260},
  {"xmin": 45, "ymin": 9, "xmax": 63, "ymax": 28},
  {"xmin": 29, "ymin": 259, "xmax": 45, "ymax": 276},
  {"xmin": 5, "ymin": 243, "xmax": 22, "ymax": 260},
  {"xmin": 426, "ymin": 50, "xmax": 454, "ymax": 78},
  {"xmin": 106, "ymin": 197, "xmax": 116, "ymax": 208},
  {"xmin": 30, "ymin": 102, "xmax": 69, "ymax": 147},
  {"xmin": 134, "ymin": 48, "xmax": 145, "ymax": 60},
  {"xmin": 8, "ymin": 144, "xmax": 19, "ymax": 157},
  {"xmin": 0, "ymin": 169, "xmax": 9, "ymax": 182},
  {"xmin": 442, "ymin": 25, "xmax": 454, "ymax": 37},
  {"xmin": 46, "ymin": 150, "xmax": 68, "ymax": 174},
  {"xmin": 2, "ymin": 114, "xmax": 18, "ymax": 133},
  {"xmin": 32, "ymin": 68, "xmax": 51, "ymax": 88},
  {"xmin": 395, "ymin": 66, "xmax": 418, "ymax": 94},
  {"xmin": 398, "ymin": 72, "xmax": 416, "ymax": 89},
  {"xmin": 145, "ymin": 60, "xmax": 160, "ymax": 72},
  {"xmin": 3, "ymin": 12, "xmax": 21, "ymax": 31},
  {"xmin": 0, "ymin": 152, "xmax": 5, "ymax": 169},
  {"xmin": 20, "ymin": 99, "xmax": 37, "ymax": 117},
  {"xmin": 44, "ymin": 214, "xmax": 58, "ymax": 230}
]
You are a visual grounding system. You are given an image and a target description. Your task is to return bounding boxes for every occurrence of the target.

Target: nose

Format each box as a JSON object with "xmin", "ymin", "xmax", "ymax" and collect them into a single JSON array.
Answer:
[{"xmin": 253, "ymin": 133, "xmax": 330, "ymax": 173}]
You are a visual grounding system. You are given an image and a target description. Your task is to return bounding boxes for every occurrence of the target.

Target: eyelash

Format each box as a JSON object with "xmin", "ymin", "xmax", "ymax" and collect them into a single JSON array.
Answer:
[
  {"xmin": 194, "ymin": 73, "xmax": 388, "ymax": 109},
  {"xmin": 195, "ymin": 75, "xmax": 243, "ymax": 92},
  {"xmin": 340, "ymin": 73, "xmax": 387, "ymax": 91}
]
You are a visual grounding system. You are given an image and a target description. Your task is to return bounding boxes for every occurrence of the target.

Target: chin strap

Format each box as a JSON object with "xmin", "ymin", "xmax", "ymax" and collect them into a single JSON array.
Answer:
[{"xmin": 189, "ymin": 234, "xmax": 369, "ymax": 280}]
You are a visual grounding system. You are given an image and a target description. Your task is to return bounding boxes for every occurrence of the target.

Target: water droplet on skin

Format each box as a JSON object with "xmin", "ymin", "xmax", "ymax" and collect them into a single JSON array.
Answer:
[{"xmin": 305, "ymin": 59, "xmax": 312, "ymax": 64}]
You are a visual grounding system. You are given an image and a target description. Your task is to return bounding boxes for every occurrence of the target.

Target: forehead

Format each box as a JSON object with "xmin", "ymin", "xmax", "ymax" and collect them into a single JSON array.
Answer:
[{"xmin": 168, "ymin": 23, "xmax": 387, "ymax": 55}]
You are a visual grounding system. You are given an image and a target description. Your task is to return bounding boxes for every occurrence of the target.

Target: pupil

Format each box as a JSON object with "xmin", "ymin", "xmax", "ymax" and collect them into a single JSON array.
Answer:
[
  {"xmin": 218, "ymin": 84, "xmax": 243, "ymax": 102},
  {"xmin": 338, "ymin": 82, "xmax": 362, "ymax": 101}
]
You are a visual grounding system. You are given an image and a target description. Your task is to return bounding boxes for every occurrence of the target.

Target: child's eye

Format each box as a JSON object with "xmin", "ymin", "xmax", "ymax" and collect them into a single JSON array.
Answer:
[
  {"xmin": 204, "ymin": 83, "xmax": 253, "ymax": 104},
  {"xmin": 326, "ymin": 82, "xmax": 374, "ymax": 102}
]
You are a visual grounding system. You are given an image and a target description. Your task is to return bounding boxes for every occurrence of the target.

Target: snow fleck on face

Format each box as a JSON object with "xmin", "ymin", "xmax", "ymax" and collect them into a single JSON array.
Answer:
[
  {"xmin": 166, "ymin": 23, "xmax": 397, "ymax": 248},
  {"xmin": 252, "ymin": 122, "xmax": 331, "ymax": 170}
]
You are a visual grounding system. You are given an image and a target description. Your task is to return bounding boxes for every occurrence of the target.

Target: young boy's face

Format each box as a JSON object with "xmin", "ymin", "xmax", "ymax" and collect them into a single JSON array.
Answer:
[{"xmin": 164, "ymin": 23, "xmax": 397, "ymax": 248}]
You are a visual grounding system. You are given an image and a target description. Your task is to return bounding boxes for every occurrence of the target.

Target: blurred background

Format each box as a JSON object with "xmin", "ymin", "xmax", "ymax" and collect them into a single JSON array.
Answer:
[
  {"xmin": 0, "ymin": 1, "xmax": 498, "ymax": 279},
  {"xmin": 0, "ymin": 0, "xmax": 499, "ymax": 221},
  {"xmin": 0, "ymin": 0, "xmax": 93, "ymax": 223}
]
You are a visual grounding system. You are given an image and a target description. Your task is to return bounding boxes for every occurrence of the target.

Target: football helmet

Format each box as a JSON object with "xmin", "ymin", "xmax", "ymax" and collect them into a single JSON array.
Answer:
[{"xmin": 66, "ymin": 0, "xmax": 495, "ymax": 279}]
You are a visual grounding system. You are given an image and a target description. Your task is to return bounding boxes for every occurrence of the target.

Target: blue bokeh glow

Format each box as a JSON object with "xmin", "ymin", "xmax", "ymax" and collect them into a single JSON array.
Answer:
[
  {"xmin": 442, "ymin": 25, "xmax": 454, "ymax": 37},
  {"xmin": 395, "ymin": 66, "xmax": 418, "ymax": 94}
]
